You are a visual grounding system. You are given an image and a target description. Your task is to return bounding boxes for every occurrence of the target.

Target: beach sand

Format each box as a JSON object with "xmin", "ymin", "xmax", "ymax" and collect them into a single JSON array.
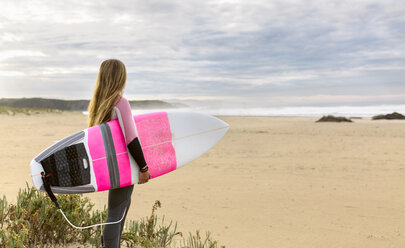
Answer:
[{"xmin": 1, "ymin": 112, "xmax": 405, "ymax": 247}]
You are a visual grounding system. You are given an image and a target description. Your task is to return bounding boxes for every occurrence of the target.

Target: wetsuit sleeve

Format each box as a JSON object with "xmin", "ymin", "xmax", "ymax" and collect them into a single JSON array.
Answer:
[{"xmin": 114, "ymin": 97, "xmax": 147, "ymax": 170}]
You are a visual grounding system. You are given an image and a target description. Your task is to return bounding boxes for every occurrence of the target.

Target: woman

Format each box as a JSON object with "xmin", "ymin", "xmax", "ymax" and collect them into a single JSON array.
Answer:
[{"xmin": 88, "ymin": 59, "xmax": 151, "ymax": 247}]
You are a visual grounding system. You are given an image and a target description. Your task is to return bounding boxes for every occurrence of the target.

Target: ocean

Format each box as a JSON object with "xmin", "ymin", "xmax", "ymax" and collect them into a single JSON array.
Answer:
[
  {"xmin": 82, "ymin": 105, "xmax": 405, "ymax": 117},
  {"xmin": 120, "ymin": 104, "xmax": 405, "ymax": 117}
]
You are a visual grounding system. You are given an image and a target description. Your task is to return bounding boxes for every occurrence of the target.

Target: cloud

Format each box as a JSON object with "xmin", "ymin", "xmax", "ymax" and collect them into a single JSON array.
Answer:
[
  {"xmin": 0, "ymin": 50, "xmax": 46, "ymax": 61},
  {"xmin": 0, "ymin": 0, "xmax": 404, "ymax": 107}
]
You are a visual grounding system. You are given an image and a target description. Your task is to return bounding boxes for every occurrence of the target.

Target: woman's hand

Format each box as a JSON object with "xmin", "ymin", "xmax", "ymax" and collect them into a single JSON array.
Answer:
[{"xmin": 138, "ymin": 170, "xmax": 151, "ymax": 184}]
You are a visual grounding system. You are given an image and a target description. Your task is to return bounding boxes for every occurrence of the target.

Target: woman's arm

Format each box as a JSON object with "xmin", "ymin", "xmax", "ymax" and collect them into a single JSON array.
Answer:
[{"xmin": 114, "ymin": 97, "xmax": 150, "ymax": 182}]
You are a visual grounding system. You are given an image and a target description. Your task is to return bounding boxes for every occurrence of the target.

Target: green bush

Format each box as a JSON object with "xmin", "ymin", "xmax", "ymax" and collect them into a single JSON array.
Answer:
[
  {"xmin": 0, "ymin": 184, "xmax": 105, "ymax": 247},
  {"xmin": 0, "ymin": 184, "xmax": 223, "ymax": 248},
  {"xmin": 121, "ymin": 200, "xmax": 182, "ymax": 248}
]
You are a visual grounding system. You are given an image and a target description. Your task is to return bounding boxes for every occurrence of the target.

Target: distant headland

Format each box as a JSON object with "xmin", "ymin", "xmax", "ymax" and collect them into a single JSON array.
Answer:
[{"xmin": 0, "ymin": 98, "xmax": 187, "ymax": 111}]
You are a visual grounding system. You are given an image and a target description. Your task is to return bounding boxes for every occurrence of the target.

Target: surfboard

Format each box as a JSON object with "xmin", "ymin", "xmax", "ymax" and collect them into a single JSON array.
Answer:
[{"xmin": 30, "ymin": 111, "xmax": 229, "ymax": 194}]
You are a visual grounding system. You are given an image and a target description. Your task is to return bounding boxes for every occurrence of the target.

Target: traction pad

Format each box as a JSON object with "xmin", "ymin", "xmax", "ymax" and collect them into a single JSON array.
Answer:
[{"xmin": 40, "ymin": 143, "xmax": 90, "ymax": 187}]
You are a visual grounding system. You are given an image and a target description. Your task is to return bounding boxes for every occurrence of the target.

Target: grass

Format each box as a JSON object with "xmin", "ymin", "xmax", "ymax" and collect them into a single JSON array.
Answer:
[
  {"xmin": 0, "ymin": 184, "xmax": 223, "ymax": 248},
  {"xmin": 0, "ymin": 106, "xmax": 63, "ymax": 116}
]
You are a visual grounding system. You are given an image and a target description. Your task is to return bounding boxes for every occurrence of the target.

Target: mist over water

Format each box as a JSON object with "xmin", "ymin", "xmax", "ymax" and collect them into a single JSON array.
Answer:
[
  {"xmin": 81, "ymin": 99, "xmax": 405, "ymax": 117},
  {"xmin": 155, "ymin": 98, "xmax": 405, "ymax": 117}
]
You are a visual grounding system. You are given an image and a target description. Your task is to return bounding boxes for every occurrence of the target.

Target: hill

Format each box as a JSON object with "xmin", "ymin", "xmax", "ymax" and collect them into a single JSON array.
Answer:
[{"xmin": 0, "ymin": 98, "xmax": 186, "ymax": 111}]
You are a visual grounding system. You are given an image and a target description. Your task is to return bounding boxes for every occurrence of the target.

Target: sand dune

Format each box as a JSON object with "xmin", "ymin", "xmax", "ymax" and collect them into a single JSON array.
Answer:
[{"xmin": 1, "ymin": 112, "xmax": 405, "ymax": 247}]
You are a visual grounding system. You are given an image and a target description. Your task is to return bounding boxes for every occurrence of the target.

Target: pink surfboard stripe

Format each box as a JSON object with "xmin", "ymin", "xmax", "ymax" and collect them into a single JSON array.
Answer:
[
  {"xmin": 134, "ymin": 112, "xmax": 177, "ymax": 178},
  {"xmin": 87, "ymin": 125, "xmax": 110, "ymax": 191},
  {"xmin": 91, "ymin": 160, "xmax": 110, "ymax": 191},
  {"xmin": 108, "ymin": 120, "xmax": 132, "ymax": 187}
]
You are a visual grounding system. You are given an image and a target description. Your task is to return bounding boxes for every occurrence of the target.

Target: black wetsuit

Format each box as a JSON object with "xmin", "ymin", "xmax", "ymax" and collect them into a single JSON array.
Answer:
[{"xmin": 102, "ymin": 97, "xmax": 147, "ymax": 248}]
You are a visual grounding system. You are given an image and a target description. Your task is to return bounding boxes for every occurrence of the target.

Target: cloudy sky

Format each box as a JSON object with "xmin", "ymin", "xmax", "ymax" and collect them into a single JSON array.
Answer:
[{"xmin": 0, "ymin": 0, "xmax": 404, "ymax": 108}]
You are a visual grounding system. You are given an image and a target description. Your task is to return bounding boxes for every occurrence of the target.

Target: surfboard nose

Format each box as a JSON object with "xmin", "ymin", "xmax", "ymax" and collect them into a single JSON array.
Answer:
[{"xmin": 167, "ymin": 112, "xmax": 229, "ymax": 168}]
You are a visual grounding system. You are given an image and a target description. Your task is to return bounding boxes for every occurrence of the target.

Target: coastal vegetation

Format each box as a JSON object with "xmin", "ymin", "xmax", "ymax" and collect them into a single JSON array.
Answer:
[
  {"xmin": 0, "ymin": 185, "xmax": 221, "ymax": 248},
  {"xmin": 0, "ymin": 105, "xmax": 63, "ymax": 115},
  {"xmin": 372, "ymin": 112, "xmax": 405, "ymax": 120},
  {"xmin": 316, "ymin": 115, "xmax": 352, "ymax": 123}
]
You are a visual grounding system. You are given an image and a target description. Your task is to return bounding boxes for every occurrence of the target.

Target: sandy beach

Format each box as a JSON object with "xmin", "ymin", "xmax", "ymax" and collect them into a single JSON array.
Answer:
[{"xmin": 1, "ymin": 111, "xmax": 405, "ymax": 247}]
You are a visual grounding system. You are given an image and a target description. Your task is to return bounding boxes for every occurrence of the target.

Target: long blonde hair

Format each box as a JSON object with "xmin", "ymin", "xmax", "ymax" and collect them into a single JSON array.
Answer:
[{"xmin": 88, "ymin": 59, "xmax": 127, "ymax": 127}]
